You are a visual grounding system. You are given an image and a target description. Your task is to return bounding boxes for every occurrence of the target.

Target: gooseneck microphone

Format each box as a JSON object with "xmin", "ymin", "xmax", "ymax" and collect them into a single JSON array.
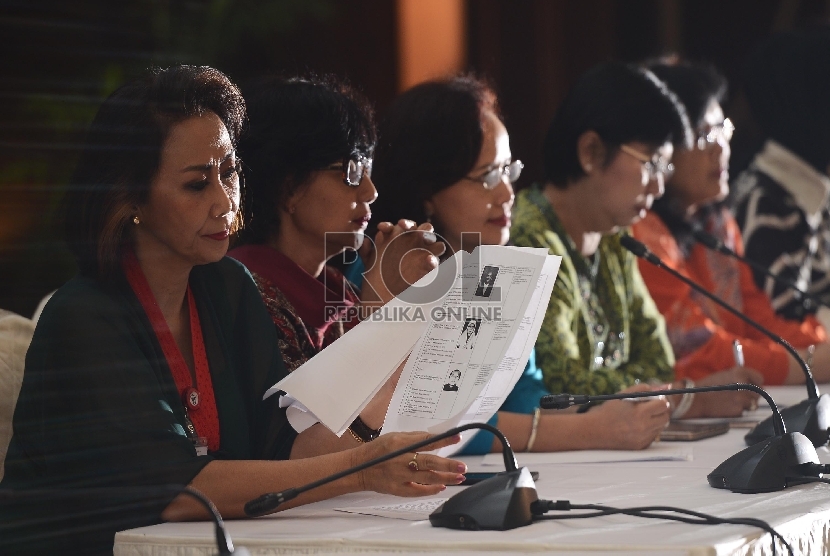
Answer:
[
  {"xmin": 690, "ymin": 229, "xmax": 830, "ymax": 446},
  {"xmin": 180, "ymin": 486, "xmax": 241, "ymax": 555},
  {"xmin": 691, "ymin": 228, "xmax": 825, "ymax": 312},
  {"xmin": 542, "ymin": 384, "xmax": 821, "ymax": 494},
  {"xmin": 245, "ymin": 422, "xmax": 539, "ymax": 531},
  {"xmin": 620, "ymin": 234, "xmax": 830, "ymax": 447},
  {"xmin": 620, "ymin": 235, "xmax": 817, "ymax": 398}
]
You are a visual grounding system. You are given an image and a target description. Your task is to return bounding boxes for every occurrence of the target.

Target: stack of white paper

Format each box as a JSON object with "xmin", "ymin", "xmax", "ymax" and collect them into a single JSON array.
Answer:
[{"xmin": 267, "ymin": 245, "xmax": 561, "ymax": 451}]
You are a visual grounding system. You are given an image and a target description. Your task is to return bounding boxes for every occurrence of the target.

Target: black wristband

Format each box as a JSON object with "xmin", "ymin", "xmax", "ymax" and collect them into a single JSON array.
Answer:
[{"xmin": 349, "ymin": 415, "xmax": 382, "ymax": 442}]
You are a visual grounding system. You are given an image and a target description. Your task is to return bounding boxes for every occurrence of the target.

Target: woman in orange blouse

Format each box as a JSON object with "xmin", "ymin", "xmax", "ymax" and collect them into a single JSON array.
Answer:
[{"xmin": 632, "ymin": 59, "xmax": 830, "ymax": 385}]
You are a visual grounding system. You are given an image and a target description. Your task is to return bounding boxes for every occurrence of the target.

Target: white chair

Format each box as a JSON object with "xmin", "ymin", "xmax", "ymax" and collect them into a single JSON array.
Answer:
[{"xmin": 0, "ymin": 309, "xmax": 36, "ymax": 481}]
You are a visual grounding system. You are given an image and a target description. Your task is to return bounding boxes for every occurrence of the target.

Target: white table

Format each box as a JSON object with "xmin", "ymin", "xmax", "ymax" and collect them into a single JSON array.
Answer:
[{"xmin": 114, "ymin": 386, "xmax": 830, "ymax": 555}]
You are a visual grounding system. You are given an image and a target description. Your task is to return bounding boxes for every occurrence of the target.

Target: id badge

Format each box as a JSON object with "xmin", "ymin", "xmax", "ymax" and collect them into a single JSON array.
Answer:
[{"xmin": 194, "ymin": 436, "xmax": 209, "ymax": 457}]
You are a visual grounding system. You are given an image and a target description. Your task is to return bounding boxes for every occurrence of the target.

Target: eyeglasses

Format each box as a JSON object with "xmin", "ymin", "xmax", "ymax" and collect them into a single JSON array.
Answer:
[
  {"xmin": 464, "ymin": 160, "xmax": 523, "ymax": 190},
  {"xmin": 619, "ymin": 145, "xmax": 675, "ymax": 181},
  {"xmin": 695, "ymin": 118, "xmax": 734, "ymax": 150},
  {"xmin": 325, "ymin": 156, "xmax": 373, "ymax": 187}
]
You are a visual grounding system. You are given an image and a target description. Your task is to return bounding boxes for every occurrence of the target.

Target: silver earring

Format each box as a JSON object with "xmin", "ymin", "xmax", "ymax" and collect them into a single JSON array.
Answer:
[{"xmin": 133, "ymin": 215, "xmax": 140, "ymax": 225}]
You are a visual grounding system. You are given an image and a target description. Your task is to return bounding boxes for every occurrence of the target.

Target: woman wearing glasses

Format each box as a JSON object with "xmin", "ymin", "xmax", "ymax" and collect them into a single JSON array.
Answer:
[
  {"xmin": 632, "ymin": 60, "xmax": 830, "ymax": 386},
  {"xmin": 372, "ymin": 78, "xmax": 520, "ymax": 256},
  {"xmin": 228, "ymin": 76, "xmax": 444, "ymax": 455},
  {"xmin": 511, "ymin": 62, "xmax": 759, "ymax": 422},
  {"xmin": 372, "ymin": 75, "xmax": 669, "ymax": 452}
]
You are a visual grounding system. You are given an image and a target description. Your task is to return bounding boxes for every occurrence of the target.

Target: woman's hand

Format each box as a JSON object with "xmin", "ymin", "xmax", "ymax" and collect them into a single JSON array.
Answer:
[
  {"xmin": 176, "ymin": 432, "xmax": 465, "ymax": 520},
  {"xmin": 683, "ymin": 367, "xmax": 763, "ymax": 418},
  {"xmin": 353, "ymin": 432, "xmax": 467, "ymax": 497},
  {"xmin": 585, "ymin": 384, "xmax": 670, "ymax": 450},
  {"xmin": 361, "ymin": 220, "xmax": 445, "ymax": 305},
  {"xmin": 291, "ymin": 358, "xmax": 410, "ymax": 458}
]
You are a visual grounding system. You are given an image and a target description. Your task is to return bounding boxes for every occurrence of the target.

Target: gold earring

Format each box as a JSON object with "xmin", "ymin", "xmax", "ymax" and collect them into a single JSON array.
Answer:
[{"xmin": 133, "ymin": 215, "xmax": 140, "ymax": 225}]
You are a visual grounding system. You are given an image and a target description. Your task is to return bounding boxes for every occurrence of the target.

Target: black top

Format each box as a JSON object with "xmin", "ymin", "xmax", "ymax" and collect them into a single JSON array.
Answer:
[
  {"xmin": 0, "ymin": 257, "xmax": 296, "ymax": 555},
  {"xmin": 734, "ymin": 168, "xmax": 830, "ymax": 320}
]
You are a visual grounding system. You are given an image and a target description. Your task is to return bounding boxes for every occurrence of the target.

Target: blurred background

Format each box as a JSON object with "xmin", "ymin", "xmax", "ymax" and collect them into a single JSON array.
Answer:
[{"xmin": 2, "ymin": 0, "xmax": 829, "ymax": 317}]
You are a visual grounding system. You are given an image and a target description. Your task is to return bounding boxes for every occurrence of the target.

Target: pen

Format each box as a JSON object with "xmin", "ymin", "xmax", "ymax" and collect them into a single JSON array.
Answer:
[
  {"xmin": 623, "ymin": 391, "xmax": 665, "ymax": 403},
  {"xmin": 732, "ymin": 339, "xmax": 744, "ymax": 367},
  {"xmin": 623, "ymin": 395, "xmax": 660, "ymax": 403}
]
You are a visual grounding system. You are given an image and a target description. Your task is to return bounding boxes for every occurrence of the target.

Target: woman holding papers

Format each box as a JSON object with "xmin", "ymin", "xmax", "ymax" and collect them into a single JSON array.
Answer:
[
  {"xmin": 0, "ymin": 66, "xmax": 466, "ymax": 555},
  {"xmin": 632, "ymin": 59, "xmax": 830, "ymax": 385},
  {"xmin": 229, "ymin": 76, "xmax": 445, "ymax": 454},
  {"xmin": 511, "ymin": 62, "xmax": 760, "ymax": 420},
  {"xmin": 372, "ymin": 75, "xmax": 671, "ymax": 453}
]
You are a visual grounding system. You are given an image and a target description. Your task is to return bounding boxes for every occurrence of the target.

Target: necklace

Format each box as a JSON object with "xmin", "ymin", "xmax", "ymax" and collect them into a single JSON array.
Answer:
[{"xmin": 578, "ymin": 250, "xmax": 601, "ymax": 300}]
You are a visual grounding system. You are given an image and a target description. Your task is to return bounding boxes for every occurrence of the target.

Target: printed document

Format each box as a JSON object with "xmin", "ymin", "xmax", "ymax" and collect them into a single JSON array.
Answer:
[
  {"xmin": 383, "ymin": 247, "xmax": 560, "ymax": 456},
  {"xmin": 267, "ymin": 246, "xmax": 560, "ymax": 442}
]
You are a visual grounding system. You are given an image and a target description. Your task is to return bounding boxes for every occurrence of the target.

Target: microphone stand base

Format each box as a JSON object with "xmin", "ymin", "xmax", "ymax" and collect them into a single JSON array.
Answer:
[
  {"xmin": 430, "ymin": 467, "xmax": 537, "ymax": 531},
  {"xmin": 708, "ymin": 432, "xmax": 819, "ymax": 493},
  {"xmin": 745, "ymin": 395, "xmax": 830, "ymax": 447}
]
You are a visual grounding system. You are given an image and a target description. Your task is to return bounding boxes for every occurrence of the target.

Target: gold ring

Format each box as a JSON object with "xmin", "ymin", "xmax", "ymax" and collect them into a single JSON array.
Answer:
[{"xmin": 408, "ymin": 453, "xmax": 419, "ymax": 472}]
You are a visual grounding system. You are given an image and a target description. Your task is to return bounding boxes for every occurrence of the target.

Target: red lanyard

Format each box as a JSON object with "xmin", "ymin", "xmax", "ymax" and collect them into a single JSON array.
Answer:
[{"xmin": 123, "ymin": 251, "xmax": 220, "ymax": 452}]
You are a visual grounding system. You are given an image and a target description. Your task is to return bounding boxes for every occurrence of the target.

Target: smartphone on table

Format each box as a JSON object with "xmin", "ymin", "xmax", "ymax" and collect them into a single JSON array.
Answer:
[{"xmin": 659, "ymin": 420, "xmax": 729, "ymax": 441}]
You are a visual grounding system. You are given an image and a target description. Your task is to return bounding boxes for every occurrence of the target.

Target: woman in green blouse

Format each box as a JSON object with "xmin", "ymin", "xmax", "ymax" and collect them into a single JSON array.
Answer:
[{"xmin": 512, "ymin": 62, "xmax": 761, "ymax": 419}]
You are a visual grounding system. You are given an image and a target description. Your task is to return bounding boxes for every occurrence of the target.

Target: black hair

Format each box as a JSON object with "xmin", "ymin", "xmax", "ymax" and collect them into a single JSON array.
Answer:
[
  {"xmin": 64, "ymin": 65, "xmax": 246, "ymax": 280},
  {"xmin": 236, "ymin": 74, "xmax": 376, "ymax": 245},
  {"xmin": 371, "ymin": 75, "xmax": 499, "ymax": 227},
  {"xmin": 647, "ymin": 59, "xmax": 729, "ymax": 252},
  {"xmin": 647, "ymin": 60, "xmax": 727, "ymax": 129},
  {"xmin": 743, "ymin": 27, "xmax": 830, "ymax": 172},
  {"xmin": 543, "ymin": 61, "xmax": 692, "ymax": 188}
]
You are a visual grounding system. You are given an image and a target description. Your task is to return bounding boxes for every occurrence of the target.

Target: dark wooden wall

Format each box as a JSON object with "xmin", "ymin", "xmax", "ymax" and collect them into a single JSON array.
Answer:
[
  {"xmin": 466, "ymin": 0, "xmax": 830, "ymax": 186},
  {"xmin": 1, "ymin": 0, "xmax": 828, "ymax": 316}
]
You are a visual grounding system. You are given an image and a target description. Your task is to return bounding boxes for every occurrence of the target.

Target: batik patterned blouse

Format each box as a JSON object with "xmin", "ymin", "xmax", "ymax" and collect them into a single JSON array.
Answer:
[
  {"xmin": 510, "ymin": 186, "xmax": 674, "ymax": 395},
  {"xmin": 229, "ymin": 244, "xmax": 359, "ymax": 372}
]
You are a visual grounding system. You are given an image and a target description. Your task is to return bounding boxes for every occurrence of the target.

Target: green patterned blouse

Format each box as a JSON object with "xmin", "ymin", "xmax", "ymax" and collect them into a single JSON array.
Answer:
[{"xmin": 511, "ymin": 185, "xmax": 674, "ymax": 395}]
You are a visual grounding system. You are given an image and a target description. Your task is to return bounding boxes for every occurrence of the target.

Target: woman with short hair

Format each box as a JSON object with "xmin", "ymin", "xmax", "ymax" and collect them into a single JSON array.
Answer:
[
  {"xmin": 733, "ymin": 28, "xmax": 830, "ymax": 324},
  {"xmin": 228, "ymin": 75, "xmax": 444, "ymax": 456},
  {"xmin": 0, "ymin": 65, "xmax": 464, "ymax": 555},
  {"xmin": 372, "ymin": 74, "xmax": 670, "ymax": 453},
  {"xmin": 633, "ymin": 59, "xmax": 830, "ymax": 385},
  {"xmin": 511, "ymin": 62, "xmax": 760, "ymax": 420}
]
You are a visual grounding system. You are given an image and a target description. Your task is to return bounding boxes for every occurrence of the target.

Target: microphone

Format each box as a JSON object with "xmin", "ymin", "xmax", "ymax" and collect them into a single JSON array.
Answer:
[
  {"xmin": 0, "ymin": 485, "xmax": 248, "ymax": 555},
  {"xmin": 620, "ymin": 234, "xmax": 829, "ymax": 447},
  {"xmin": 690, "ymin": 229, "xmax": 830, "ymax": 447},
  {"xmin": 178, "ymin": 486, "xmax": 247, "ymax": 555},
  {"xmin": 541, "ymin": 384, "xmax": 822, "ymax": 494},
  {"xmin": 691, "ymin": 228, "xmax": 825, "ymax": 313},
  {"xmin": 245, "ymin": 422, "xmax": 538, "ymax": 531}
]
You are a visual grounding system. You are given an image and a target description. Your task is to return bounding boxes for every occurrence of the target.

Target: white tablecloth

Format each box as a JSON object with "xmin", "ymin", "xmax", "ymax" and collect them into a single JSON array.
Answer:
[{"xmin": 114, "ymin": 386, "xmax": 830, "ymax": 555}]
